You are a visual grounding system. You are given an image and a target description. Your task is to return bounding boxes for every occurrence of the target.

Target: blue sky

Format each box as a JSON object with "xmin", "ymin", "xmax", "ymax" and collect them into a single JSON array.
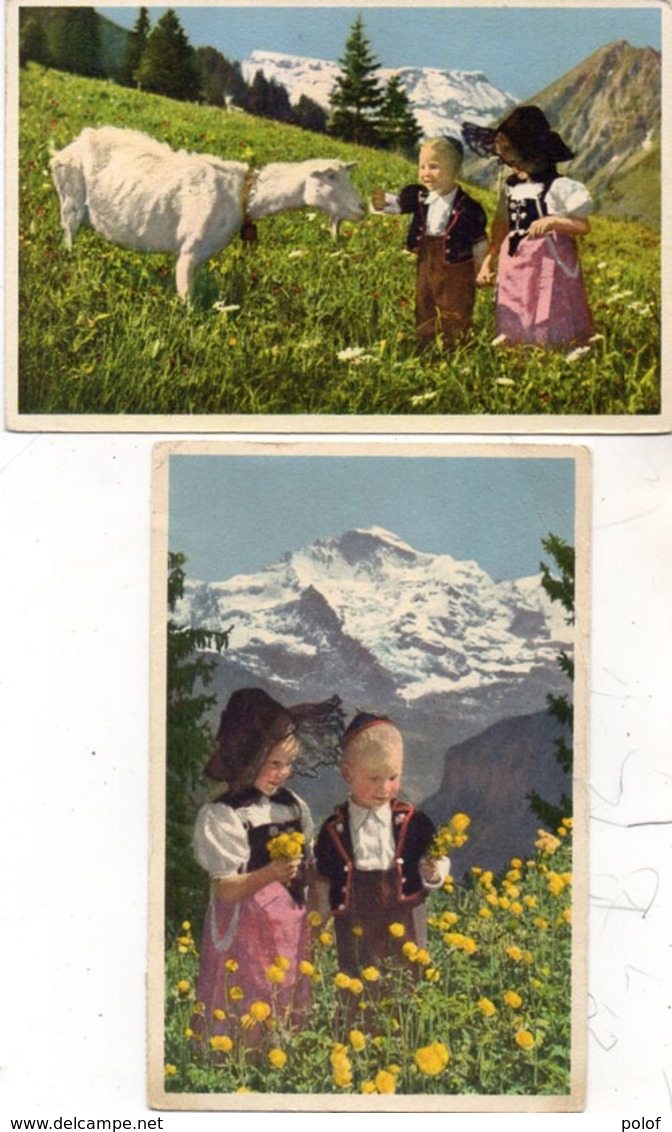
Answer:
[
  {"xmin": 100, "ymin": 6, "xmax": 660, "ymax": 99},
  {"xmin": 168, "ymin": 453, "xmax": 576, "ymax": 584}
]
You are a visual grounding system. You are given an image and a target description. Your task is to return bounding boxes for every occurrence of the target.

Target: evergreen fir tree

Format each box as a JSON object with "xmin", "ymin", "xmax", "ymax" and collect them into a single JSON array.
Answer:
[
  {"xmin": 166, "ymin": 553, "xmax": 231, "ymax": 933},
  {"xmin": 378, "ymin": 73, "xmax": 423, "ymax": 156},
  {"xmin": 528, "ymin": 534, "xmax": 575, "ymax": 829},
  {"xmin": 135, "ymin": 8, "xmax": 200, "ymax": 101},
  {"xmin": 329, "ymin": 14, "xmax": 383, "ymax": 147},
  {"xmin": 19, "ymin": 13, "xmax": 51, "ymax": 68},
  {"xmin": 118, "ymin": 6, "xmax": 151, "ymax": 88},
  {"xmin": 51, "ymin": 7, "xmax": 103, "ymax": 78},
  {"xmin": 294, "ymin": 94, "xmax": 328, "ymax": 134}
]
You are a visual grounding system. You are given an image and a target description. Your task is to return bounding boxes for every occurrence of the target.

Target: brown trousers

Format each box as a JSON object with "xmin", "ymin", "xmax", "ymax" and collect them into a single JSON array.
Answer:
[
  {"xmin": 415, "ymin": 238, "xmax": 476, "ymax": 347},
  {"xmin": 333, "ymin": 868, "xmax": 422, "ymax": 977}
]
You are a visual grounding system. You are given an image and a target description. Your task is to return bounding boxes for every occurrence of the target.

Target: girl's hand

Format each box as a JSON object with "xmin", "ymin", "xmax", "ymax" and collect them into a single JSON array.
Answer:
[
  {"xmin": 371, "ymin": 186, "xmax": 387, "ymax": 211},
  {"xmin": 476, "ymin": 255, "xmax": 496, "ymax": 287},
  {"xmin": 528, "ymin": 216, "xmax": 558, "ymax": 238},
  {"xmin": 269, "ymin": 857, "xmax": 301, "ymax": 884}
]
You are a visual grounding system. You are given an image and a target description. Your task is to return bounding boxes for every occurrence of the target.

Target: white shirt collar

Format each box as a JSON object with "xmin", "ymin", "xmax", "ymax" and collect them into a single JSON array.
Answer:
[
  {"xmin": 426, "ymin": 186, "xmax": 459, "ymax": 208},
  {"xmin": 348, "ymin": 798, "xmax": 392, "ymax": 830}
]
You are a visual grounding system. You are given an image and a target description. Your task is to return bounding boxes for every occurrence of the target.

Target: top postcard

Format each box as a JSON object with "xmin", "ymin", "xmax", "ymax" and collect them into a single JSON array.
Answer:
[{"xmin": 6, "ymin": 0, "xmax": 670, "ymax": 433}]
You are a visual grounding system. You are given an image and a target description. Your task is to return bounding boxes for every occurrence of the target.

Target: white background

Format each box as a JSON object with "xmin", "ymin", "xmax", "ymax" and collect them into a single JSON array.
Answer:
[
  {"xmin": 2, "ymin": 3, "xmax": 671, "ymax": 1123},
  {"xmin": 1, "ymin": 430, "xmax": 670, "ymax": 1132}
]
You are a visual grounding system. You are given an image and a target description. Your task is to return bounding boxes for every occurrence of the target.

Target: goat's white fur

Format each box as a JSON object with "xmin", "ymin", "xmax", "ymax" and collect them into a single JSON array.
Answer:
[{"xmin": 50, "ymin": 126, "xmax": 365, "ymax": 300}]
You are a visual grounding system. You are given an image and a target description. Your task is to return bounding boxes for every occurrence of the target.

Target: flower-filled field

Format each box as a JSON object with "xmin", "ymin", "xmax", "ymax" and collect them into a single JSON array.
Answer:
[{"xmin": 163, "ymin": 819, "xmax": 574, "ymax": 1096}]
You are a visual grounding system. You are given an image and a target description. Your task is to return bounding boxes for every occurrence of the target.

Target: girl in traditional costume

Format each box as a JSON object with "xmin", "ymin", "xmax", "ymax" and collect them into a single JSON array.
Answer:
[
  {"xmin": 462, "ymin": 106, "xmax": 594, "ymax": 347},
  {"xmin": 192, "ymin": 687, "xmax": 342, "ymax": 1040}
]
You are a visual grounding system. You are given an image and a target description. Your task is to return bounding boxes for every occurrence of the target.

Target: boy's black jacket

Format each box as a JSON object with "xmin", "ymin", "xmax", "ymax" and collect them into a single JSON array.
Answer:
[{"xmin": 315, "ymin": 799, "xmax": 436, "ymax": 914}]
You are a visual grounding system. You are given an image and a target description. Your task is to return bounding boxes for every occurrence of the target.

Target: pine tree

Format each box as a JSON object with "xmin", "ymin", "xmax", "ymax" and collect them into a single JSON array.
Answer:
[
  {"xmin": 51, "ymin": 7, "xmax": 103, "ymax": 78},
  {"xmin": 378, "ymin": 73, "xmax": 423, "ymax": 156},
  {"xmin": 19, "ymin": 13, "xmax": 51, "ymax": 68},
  {"xmin": 528, "ymin": 534, "xmax": 575, "ymax": 829},
  {"xmin": 166, "ymin": 553, "xmax": 231, "ymax": 933},
  {"xmin": 135, "ymin": 8, "xmax": 200, "ymax": 101},
  {"xmin": 329, "ymin": 15, "xmax": 384, "ymax": 147},
  {"xmin": 118, "ymin": 6, "xmax": 151, "ymax": 88},
  {"xmin": 294, "ymin": 94, "xmax": 328, "ymax": 134}
]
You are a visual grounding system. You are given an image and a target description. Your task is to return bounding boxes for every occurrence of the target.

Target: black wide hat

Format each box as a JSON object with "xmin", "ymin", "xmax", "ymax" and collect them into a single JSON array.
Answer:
[
  {"xmin": 204, "ymin": 686, "xmax": 344, "ymax": 788},
  {"xmin": 462, "ymin": 105, "xmax": 574, "ymax": 164}
]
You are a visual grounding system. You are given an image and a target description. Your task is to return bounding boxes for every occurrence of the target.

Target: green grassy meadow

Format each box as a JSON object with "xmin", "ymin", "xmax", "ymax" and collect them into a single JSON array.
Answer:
[
  {"xmin": 163, "ymin": 819, "xmax": 575, "ymax": 1096},
  {"xmin": 17, "ymin": 64, "xmax": 661, "ymax": 418}
]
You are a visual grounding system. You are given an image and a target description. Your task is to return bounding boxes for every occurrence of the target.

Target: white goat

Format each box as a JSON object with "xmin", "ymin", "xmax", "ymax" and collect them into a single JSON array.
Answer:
[{"xmin": 50, "ymin": 126, "xmax": 366, "ymax": 300}]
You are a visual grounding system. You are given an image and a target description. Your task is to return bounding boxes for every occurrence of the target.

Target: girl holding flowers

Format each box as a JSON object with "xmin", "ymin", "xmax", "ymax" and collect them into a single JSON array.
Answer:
[{"xmin": 192, "ymin": 687, "xmax": 342, "ymax": 1039}]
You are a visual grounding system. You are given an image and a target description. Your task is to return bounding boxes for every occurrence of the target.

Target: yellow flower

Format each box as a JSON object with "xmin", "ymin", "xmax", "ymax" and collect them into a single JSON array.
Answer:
[
  {"xmin": 486, "ymin": 892, "xmax": 499, "ymax": 906},
  {"xmin": 273, "ymin": 955, "xmax": 291, "ymax": 971},
  {"xmin": 249, "ymin": 1000, "xmax": 271, "ymax": 1022},
  {"xmin": 523, "ymin": 895, "xmax": 537, "ymax": 908},
  {"xmin": 308, "ymin": 911, "xmax": 324, "ymax": 927},
  {"xmin": 504, "ymin": 991, "xmax": 522, "ymax": 1009},
  {"xmin": 349, "ymin": 1029, "xmax": 366, "ymax": 1051},
  {"xmin": 562, "ymin": 907, "xmax": 572, "ymax": 924},
  {"xmin": 451, "ymin": 813, "xmax": 470, "ymax": 833},
  {"xmin": 184, "ymin": 1027, "xmax": 194, "ymax": 1039},
  {"xmin": 441, "ymin": 911, "xmax": 459, "ymax": 926},
  {"xmin": 352, "ymin": 924, "xmax": 364, "ymax": 937},
  {"xmin": 267, "ymin": 831, "xmax": 305, "ymax": 859},
  {"xmin": 388, "ymin": 922, "xmax": 405, "ymax": 938},
  {"xmin": 535, "ymin": 917, "xmax": 550, "ymax": 931},
  {"xmin": 515, "ymin": 1030, "xmax": 535, "ymax": 1051},
  {"xmin": 181, "ymin": 920, "xmax": 191, "ymax": 931},
  {"xmin": 511, "ymin": 902, "xmax": 524, "ymax": 917},
  {"xmin": 299, "ymin": 960, "xmax": 315, "ymax": 977},
  {"xmin": 414, "ymin": 948, "xmax": 431, "ymax": 966},
  {"xmin": 425, "ymin": 967, "xmax": 440, "ymax": 982},
  {"xmin": 375, "ymin": 1069, "xmax": 396, "ymax": 1094},
  {"xmin": 510, "ymin": 858, "xmax": 523, "ymax": 870},
  {"xmin": 361, "ymin": 1081, "xmax": 377, "ymax": 1094},
  {"xmin": 499, "ymin": 896, "xmax": 511, "ymax": 910},
  {"xmin": 224, "ymin": 958, "xmax": 238, "ymax": 972},
  {"xmin": 192, "ymin": 1000, "xmax": 205, "ymax": 1015},
  {"xmin": 176, "ymin": 979, "xmax": 190, "ymax": 994},
  {"xmin": 348, "ymin": 978, "xmax": 364, "ymax": 995},
  {"xmin": 209, "ymin": 1035, "xmax": 233, "ymax": 1053},
  {"xmin": 561, "ymin": 817, "xmax": 573, "ymax": 830},
  {"xmin": 402, "ymin": 941, "xmax": 418, "ymax": 960},
  {"xmin": 522, "ymin": 950, "xmax": 534, "ymax": 964},
  {"xmin": 265, "ymin": 965, "xmax": 286, "ymax": 984},
  {"xmin": 477, "ymin": 997, "xmax": 497, "ymax": 1017},
  {"xmin": 212, "ymin": 1008, "xmax": 225, "ymax": 1021},
  {"xmin": 414, "ymin": 1042, "xmax": 450, "ymax": 1076},
  {"xmin": 164, "ymin": 1064, "xmax": 177, "ymax": 1077},
  {"xmin": 268, "ymin": 1048, "xmax": 287, "ymax": 1069},
  {"xmin": 479, "ymin": 907, "xmax": 493, "ymax": 919},
  {"xmin": 334, "ymin": 972, "xmax": 351, "ymax": 989},
  {"xmin": 236, "ymin": 1087, "xmax": 252, "ymax": 1094},
  {"xmin": 535, "ymin": 829, "xmax": 561, "ymax": 855},
  {"xmin": 362, "ymin": 966, "xmax": 380, "ymax": 981},
  {"xmin": 333, "ymin": 1065, "xmax": 353, "ymax": 1088},
  {"xmin": 228, "ymin": 985, "xmax": 244, "ymax": 1000},
  {"xmin": 506, "ymin": 946, "xmax": 523, "ymax": 962},
  {"xmin": 319, "ymin": 931, "xmax": 333, "ymax": 946}
]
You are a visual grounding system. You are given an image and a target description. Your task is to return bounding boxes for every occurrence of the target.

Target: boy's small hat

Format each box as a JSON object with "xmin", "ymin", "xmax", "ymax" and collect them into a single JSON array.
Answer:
[
  {"xmin": 205, "ymin": 686, "xmax": 344, "ymax": 786},
  {"xmin": 342, "ymin": 711, "xmax": 396, "ymax": 749},
  {"xmin": 462, "ymin": 105, "xmax": 574, "ymax": 164}
]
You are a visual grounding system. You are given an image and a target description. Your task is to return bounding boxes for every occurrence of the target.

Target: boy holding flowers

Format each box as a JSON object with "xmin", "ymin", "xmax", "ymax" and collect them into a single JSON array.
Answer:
[{"xmin": 315, "ymin": 713, "xmax": 451, "ymax": 976}]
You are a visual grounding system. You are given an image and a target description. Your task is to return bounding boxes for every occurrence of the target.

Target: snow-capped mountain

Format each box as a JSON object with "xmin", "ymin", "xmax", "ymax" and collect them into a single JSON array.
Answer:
[
  {"xmin": 241, "ymin": 49, "xmax": 516, "ymax": 140},
  {"xmin": 179, "ymin": 525, "xmax": 570, "ymax": 706},
  {"xmin": 177, "ymin": 527, "xmax": 575, "ymax": 862}
]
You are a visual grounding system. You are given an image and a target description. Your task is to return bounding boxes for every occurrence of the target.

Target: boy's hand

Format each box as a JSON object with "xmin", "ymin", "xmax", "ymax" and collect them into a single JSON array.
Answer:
[
  {"xmin": 269, "ymin": 857, "xmax": 301, "ymax": 884},
  {"xmin": 420, "ymin": 859, "xmax": 441, "ymax": 884},
  {"xmin": 371, "ymin": 186, "xmax": 387, "ymax": 211}
]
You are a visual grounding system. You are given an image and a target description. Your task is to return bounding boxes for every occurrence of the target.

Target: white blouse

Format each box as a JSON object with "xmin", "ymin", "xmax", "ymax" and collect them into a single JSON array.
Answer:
[
  {"xmin": 507, "ymin": 176, "xmax": 593, "ymax": 219},
  {"xmin": 193, "ymin": 791, "xmax": 315, "ymax": 879}
]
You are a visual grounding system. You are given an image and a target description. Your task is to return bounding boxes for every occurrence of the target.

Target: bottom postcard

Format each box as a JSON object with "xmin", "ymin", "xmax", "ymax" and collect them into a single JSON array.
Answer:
[{"xmin": 148, "ymin": 441, "xmax": 589, "ymax": 1111}]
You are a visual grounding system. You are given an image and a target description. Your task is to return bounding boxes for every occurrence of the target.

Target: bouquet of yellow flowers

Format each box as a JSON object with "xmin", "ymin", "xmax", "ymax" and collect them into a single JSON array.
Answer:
[
  {"xmin": 426, "ymin": 813, "xmax": 471, "ymax": 858},
  {"xmin": 266, "ymin": 830, "xmax": 306, "ymax": 861}
]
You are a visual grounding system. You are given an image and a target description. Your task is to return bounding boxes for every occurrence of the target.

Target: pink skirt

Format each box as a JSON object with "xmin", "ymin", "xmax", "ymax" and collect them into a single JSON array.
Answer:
[
  {"xmin": 194, "ymin": 882, "xmax": 310, "ymax": 1041},
  {"xmin": 496, "ymin": 232, "xmax": 594, "ymax": 346}
]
